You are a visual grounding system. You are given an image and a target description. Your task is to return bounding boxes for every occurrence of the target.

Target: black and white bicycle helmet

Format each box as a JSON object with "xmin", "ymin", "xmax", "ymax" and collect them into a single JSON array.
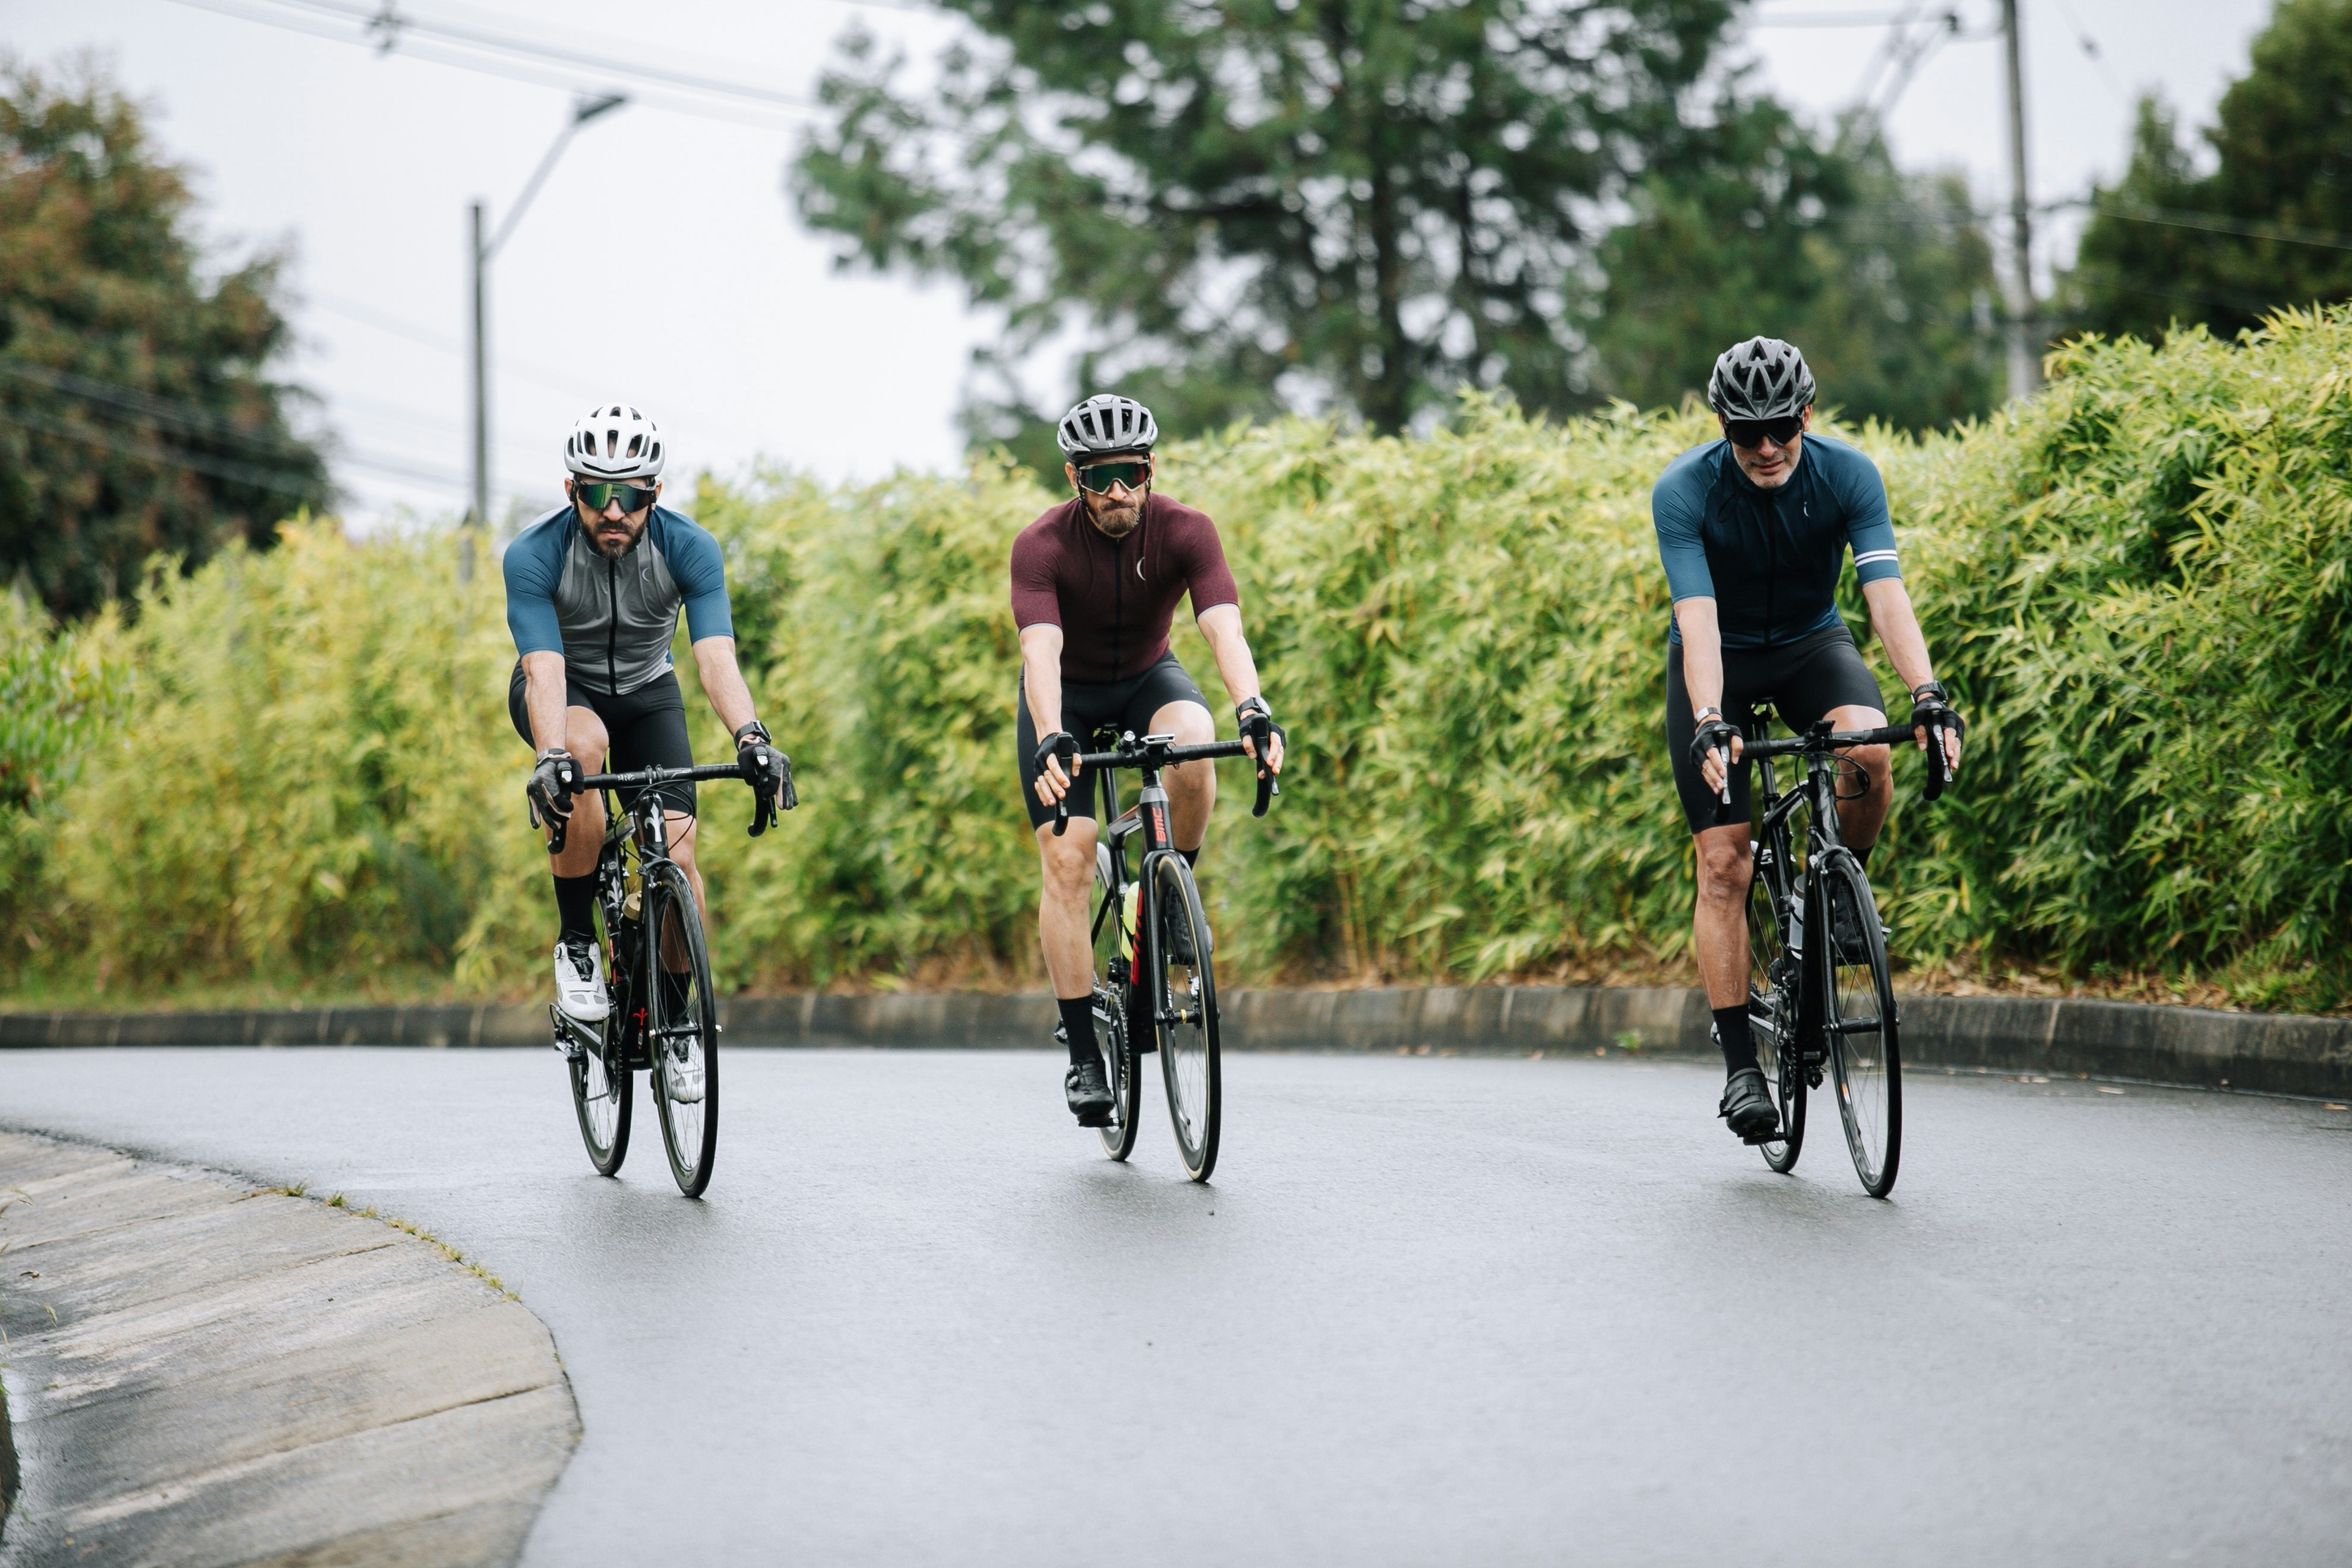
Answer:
[
  {"xmin": 1055, "ymin": 393, "xmax": 1158, "ymax": 459},
  {"xmin": 1706, "ymin": 338, "xmax": 1817, "ymax": 421},
  {"xmin": 565, "ymin": 403, "xmax": 665, "ymax": 480}
]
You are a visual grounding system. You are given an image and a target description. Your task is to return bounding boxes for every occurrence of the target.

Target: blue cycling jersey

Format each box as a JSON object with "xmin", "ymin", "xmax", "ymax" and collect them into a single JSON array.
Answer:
[
  {"xmin": 503, "ymin": 504, "xmax": 733, "ymax": 696},
  {"xmin": 1651, "ymin": 432, "xmax": 1902, "ymax": 649}
]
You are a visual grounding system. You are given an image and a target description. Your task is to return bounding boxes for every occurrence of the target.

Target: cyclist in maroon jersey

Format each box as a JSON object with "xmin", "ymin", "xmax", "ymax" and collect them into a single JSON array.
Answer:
[{"xmin": 1011, "ymin": 394, "xmax": 1285, "ymax": 1124}]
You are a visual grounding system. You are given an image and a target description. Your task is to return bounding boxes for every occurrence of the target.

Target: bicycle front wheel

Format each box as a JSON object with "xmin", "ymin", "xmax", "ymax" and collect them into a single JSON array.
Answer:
[
  {"xmin": 1149, "ymin": 853, "xmax": 1221, "ymax": 1182},
  {"xmin": 1817, "ymin": 850, "xmax": 1901, "ymax": 1197},
  {"xmin": 1092, "ymin": 849, "xmax": 1142, "ymax": 1161},
  {"xmin": 568, "ymin": 893, "xmax": 633, "ymax": 1175},
  {"xmin": 644, "ymin": 862, "xmax": 720, "ymax": 1197},
  {"xmin": 1746, "ymin": 844, "xmax": 1804, "ymax": 1174}
]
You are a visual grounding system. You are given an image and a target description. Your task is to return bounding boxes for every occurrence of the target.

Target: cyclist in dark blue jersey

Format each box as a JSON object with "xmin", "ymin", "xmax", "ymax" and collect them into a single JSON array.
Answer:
[
  {"xmin": 1654, "ymin": 339, "xmax": 1965, "ymax": 1142},
  {"xmin": 503, "ymin": 403, "xmax": 789, "ymax": 1026}
]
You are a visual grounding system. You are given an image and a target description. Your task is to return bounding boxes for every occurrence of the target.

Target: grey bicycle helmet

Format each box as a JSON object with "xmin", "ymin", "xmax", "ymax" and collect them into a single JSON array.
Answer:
[
  {"xmin": 1055, "ymin": 393, "xmax": 1158, "ymax": 459},
  {"xmin": 1706, "ymin": 338, "xmax": 1817, "ymax": 421},
  {"xmin": 565, "ymin": 403, "xmax": 665, "ymax": 480}
]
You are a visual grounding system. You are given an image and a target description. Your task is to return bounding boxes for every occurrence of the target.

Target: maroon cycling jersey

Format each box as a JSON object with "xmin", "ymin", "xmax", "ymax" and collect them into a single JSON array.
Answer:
[{"xmin": 1009, "ymin": 492, "xmax": 1240, "ymax": 683}]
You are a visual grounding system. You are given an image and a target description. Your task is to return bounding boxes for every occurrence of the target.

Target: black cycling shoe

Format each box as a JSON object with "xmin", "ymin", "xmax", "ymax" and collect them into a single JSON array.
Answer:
[
  {"xmin": 1065, "ymin": 1057, "xmax": 1114, "ymax": 1126},
  {"xmin": 1159, "ymin": 885, "xmax": 1197, "ymax": 965},
  {"xmin": 1719, "ymin": 1067, "xmax": 1781, "ymax": 1142}
]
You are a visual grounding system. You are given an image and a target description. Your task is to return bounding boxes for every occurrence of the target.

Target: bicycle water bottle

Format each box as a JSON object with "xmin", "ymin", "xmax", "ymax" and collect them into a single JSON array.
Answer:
[
  {"xmin": 1120, "ymin": 884, "xmax": 1141, "ymax": 969},
  {"xmin": 1787, "ymin": 870, "xmax": 1807, "ymax": 954}
]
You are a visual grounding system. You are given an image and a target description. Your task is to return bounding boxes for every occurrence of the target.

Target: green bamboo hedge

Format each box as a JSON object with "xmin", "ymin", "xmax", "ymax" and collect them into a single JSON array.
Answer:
[{"xmin": 5, "ymin": 309, "xmax": 2347, "ymax": 1010}]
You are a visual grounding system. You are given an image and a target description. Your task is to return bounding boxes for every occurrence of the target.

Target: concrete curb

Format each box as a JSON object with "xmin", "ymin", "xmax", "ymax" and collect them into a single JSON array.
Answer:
[
  {"xmin": 0, "ymin": 1129, "xmax": 579, "ymax": 1567},
  {"xmin": 5, "ymin": 986, "xmax": 2348, "ymax": 1099}
]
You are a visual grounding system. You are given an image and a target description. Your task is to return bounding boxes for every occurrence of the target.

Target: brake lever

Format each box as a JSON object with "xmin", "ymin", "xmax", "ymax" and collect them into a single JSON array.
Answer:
[{"xmin": 1923, "ymin": 723, "xmax": 1950, "ymax": 803}]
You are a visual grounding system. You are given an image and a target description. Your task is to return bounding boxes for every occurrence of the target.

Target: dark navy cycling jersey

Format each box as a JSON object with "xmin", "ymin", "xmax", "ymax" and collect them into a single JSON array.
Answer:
[
  {"xmin": 1651, "ymin": 432, "xmax": 1902, "ymax": 649},
  {"xmin": 503, "ymin": 504, "xmax": 732, "ymax": 696}
]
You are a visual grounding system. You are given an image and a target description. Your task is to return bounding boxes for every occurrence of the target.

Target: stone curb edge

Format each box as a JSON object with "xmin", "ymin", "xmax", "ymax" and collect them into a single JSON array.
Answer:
[
  {"xmin": 4, "ymin": 987, "xmax": 2348, "ymax": 1099},
  {"xmin": 0, "ymin": 1127, "xmax": 580, "ymax": 1567}
]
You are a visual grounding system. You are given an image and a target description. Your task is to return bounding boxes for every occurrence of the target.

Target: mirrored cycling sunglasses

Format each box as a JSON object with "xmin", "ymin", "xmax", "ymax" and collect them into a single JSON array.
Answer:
[
  {"xmin": 573, "ymin": 479, "xmax": 659, "ymax": 514},
  {"xmin": 1724, "ymin": 415, "xmax": 1804, "ymax": 449},
  {"xmin": 1076, "ymin": 459, "xmax": 1151, "ymax": 494}
]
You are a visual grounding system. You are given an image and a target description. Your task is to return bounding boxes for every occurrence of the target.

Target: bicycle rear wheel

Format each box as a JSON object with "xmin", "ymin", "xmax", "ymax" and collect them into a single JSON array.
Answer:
[
  {"xmin": 1817, "ymin": 850, "xmax": 1901, "ymax": 1197},
  {"xmin": 567, "ymin": 889, "xmax": 633, "ymax": 1175},
  {"xmin": 1746, "ymin": 845, "xmax": 1804, "ymax": 1174},
  {"xmin": 1150, "ymin": 853, "xmax": 1221, "ymax": 1182},
  {"xmin": 1092, "ymin": 848, "xmax": 1142, "ymax": 1161},
  {"xmin": 645, "ymin": 862, "xmax": 720, "ymax": 1197}
]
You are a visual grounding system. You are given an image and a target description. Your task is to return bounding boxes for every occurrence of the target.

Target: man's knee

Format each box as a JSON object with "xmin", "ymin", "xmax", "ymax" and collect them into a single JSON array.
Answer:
[
  {"xmin": 1694, "ymin": 832, "xmax": 1752, "ymax": 902},
  {"xmin": 1162, "ymin": 701, "xmax": 1215, "ymax": 744},
  {"xmin": 664, "ymin": 812, "xmax": 700, "ymax": 864},
  {"xmin": 564, "ymin": 707, "xmax": 610, "ymax": 767},
  {"xmin": 1036, "ymin": 827, "xmax": 1096, "ymax": 899},
  {"xmin": 1846, "ymin": 744, "xmax": 1892, "ymax": 794}
]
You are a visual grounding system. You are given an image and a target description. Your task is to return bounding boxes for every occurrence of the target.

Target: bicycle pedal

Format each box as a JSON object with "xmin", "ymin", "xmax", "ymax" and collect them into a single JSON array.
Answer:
[{"xmin": 1740, "ymin": 1126, "xmax": 1785, "ymax": 1146}]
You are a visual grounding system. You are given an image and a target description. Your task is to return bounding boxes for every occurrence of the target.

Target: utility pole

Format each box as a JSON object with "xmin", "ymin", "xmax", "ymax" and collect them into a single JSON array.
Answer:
[
  {"xmin": 464, "ymin": 200, "xmax": 488, "ymax": 584},
  {"xmin": 2000, "ymin": 0, "xmax": 2040, "ymax": 400},
  {"xmin": 460, "ymin": 91, "xmax": 627, "ymax": 585}
]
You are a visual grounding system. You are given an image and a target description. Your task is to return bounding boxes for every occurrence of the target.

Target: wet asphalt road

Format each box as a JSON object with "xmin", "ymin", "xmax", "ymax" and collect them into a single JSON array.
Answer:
[{"xmin": 4, "ymin": 1047, "xmax": 2348, "ymax": 1566}]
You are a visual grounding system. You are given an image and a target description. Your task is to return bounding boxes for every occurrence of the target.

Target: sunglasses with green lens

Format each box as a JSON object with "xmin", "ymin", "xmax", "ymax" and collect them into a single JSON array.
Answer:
[
  {"xmin": 574, "ymin": 479, "xmax": 659, "ymax": 514},
  {"xmin": 1076, "ymin": 459, "xmax": 1151, "ymax": 494}
]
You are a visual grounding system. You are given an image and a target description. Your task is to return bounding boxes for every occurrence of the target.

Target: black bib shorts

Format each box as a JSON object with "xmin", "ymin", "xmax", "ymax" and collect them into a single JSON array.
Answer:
[
  {"xmin": 1014, "ymin": 651, "xmax": 1210, "ymax": 831},
  {"xmin": 508, "ymin": 660, "xmax": 698, "ymax": 818},
  {"xmin": 1664, "ymin": 624, "xmax": 1886, "ymax": 835}
]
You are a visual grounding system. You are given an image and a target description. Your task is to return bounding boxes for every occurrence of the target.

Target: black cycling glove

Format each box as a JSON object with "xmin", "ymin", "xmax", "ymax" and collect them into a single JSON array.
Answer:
[
  {"xmin": 735, "ymin": 722, "xmax": 795, "ymax": 834},
  {"xmin": 1235, "ymin": 696, "xmax": 1285, "ymax": 776},
  {"xmin": 1032, "ymin": 730, "xmax": 1077, "ymax": 784},
  {"xmin": 527, "ymin": 749, "xmax": 581, "ymax": 832},
  {"xmin": 1687, "ymin": 713, "xmax": 1740, "ymax": 780},
  {"xmin": 1909, "ymin": 682, "xmax": 1967, "ymax": 747}
]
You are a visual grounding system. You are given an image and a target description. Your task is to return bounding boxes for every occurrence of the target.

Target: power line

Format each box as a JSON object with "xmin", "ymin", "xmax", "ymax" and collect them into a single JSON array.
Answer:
[
  {"xmin": 0, "ymin": 361, "xmax": 318, "ymax": 460},
  {"xmin": 154, "ymin": 0, "xmax": 813, "ymax": 131},
  {"xmin": 0, "ymin": 404, "xmax": 327, "ymax": 497},
  {"xmin": 2081, "ymin": 200, "xmax": 2352, "ymax": 255}
]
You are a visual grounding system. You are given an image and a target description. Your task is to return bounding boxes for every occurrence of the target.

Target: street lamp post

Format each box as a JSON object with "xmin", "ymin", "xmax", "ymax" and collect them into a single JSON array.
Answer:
[{"xmin": 460, "ymin": 91, "xmax": 627, "ymax": 584}]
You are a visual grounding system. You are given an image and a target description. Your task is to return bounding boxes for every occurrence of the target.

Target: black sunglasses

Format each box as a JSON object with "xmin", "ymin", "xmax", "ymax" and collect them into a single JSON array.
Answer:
[
  {"xmin": 573, "ymin": 479, "xmax": 658, "ymax": 514},
  {"xmin": 1076, "ymin": 459, "xmax": 1151, "ymax": 494},
  {"xmin": 1723, "ymin": 415, "xmax": 1804, "ymax": 449}
]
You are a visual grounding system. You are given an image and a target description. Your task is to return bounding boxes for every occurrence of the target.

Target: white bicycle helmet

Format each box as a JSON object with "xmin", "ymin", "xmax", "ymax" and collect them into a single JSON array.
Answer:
[
  {"xmin": 1055, "ymin": 393, "xmax": 1158, "ymax": 459},
  {"xmin": 565, "ymin": 403, "xmax": 665, "ymax": 480},
  {"xmin": 1706, "ymin": 338, "xmax": 1817, "ymax": 421}
]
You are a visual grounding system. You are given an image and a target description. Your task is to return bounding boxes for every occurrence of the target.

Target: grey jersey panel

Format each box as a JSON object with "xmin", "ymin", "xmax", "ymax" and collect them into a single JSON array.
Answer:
[{"xmin": 502, "ymin": 506, "xmax": 735, "ymax": 697}]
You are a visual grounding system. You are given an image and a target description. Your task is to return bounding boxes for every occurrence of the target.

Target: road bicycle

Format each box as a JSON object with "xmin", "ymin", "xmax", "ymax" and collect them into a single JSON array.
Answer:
[
  {"xmin": 1052, "ymin": 728, "xmax": 1281, "ymax": 1182},
  {"xmin": 543, "ymin": 760, "xmax": 780, "ymax": 1198},
  {"xmin": 1737, "ymin": 710, "xmax": 1949, "ymax": 1198}
]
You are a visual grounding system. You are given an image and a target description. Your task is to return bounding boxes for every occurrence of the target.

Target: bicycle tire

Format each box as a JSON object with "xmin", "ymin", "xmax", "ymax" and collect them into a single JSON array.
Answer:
[
  {"xmin": 567, "ymin": 891, "xmax": 633, "ymax": 1175},
  {"xmin": 1092, "ymin": 853, "xmax": 1142, "ymax": 1161},
  {"xmin": 644, "ymin": 862, "xmax": 720, "ymax": 1198},
  {"xmin": 1746, "ymin": 844, "xmax": 1805, "ymax": 1174},
  {"xmin": 1816, "ymin": 849, "xmax": 1901, "ymax": 1197},
  {"xmin": 1149, "ymin": 853, "xmax": 1221, "ymax": 1182}
]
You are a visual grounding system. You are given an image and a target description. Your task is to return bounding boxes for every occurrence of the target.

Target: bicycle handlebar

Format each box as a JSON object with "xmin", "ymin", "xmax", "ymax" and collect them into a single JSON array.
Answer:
[
  {"xmin": 538, "ymin": 761, "xmax": 776, "ymax": 855},
  {"xmin": 1049, "ymin": 735, "xmax": 1281, "ymax": 837},
  {"xmin": 1713, "ymin": 720, "xmax": 1956, "ymax": 823}
]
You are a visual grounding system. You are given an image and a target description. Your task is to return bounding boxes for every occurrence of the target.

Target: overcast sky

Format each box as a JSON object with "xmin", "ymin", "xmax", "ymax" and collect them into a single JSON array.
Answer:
[{"xmin": 2, "ymin": 0, "xmax": 2277, "ymax": 528}]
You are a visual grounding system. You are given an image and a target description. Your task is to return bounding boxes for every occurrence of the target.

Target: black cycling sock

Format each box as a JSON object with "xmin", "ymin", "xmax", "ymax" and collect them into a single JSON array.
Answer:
[
  {"xmin": 552, "ymin": 873, "xmax": 598, "ymax": 947},
  {"xmin": 1179, "ymin": 846, "xmax": 1200, "ymax": 868},
  {"xmin": 1853, "ymin": 840, "xmax": 1874, "ymax": 869},
  {"xmin": 1713, "ymin": 1006, "xmax": 1759, "ymax": 1076},
  {"xmin": 1058, "ymin": 995, "xmax": 1098, "ymax": 1066}
]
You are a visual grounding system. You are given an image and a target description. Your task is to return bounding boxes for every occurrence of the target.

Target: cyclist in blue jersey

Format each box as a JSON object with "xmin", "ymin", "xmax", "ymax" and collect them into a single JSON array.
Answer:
[
  {"xmin": 1654, "ymin": 339, "xmax": 1965, "ymax": 1142},
  {"xmin": 504, "ymin": 403, "xmax": 791, "ymax": 1025}
]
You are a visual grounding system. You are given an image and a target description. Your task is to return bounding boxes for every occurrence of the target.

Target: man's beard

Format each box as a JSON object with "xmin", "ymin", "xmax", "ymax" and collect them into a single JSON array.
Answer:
[
  {"xmin": 1088, "ymin": 492, "xmax": 1146, "ymax": 539},
  {"xmin": 582, "ymin": 510, "xmax": 645, "ymax": 557}
]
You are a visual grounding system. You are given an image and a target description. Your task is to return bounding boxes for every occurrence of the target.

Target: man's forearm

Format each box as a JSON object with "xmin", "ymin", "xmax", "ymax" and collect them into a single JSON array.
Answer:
[
  {"xmin": 1675, "ymin": 600, "xmax": 1726, "ymax": 716},
  {"xmin": 691, "ymin": 638, "xmax": 758, "ymax": 736},
  {"xmin": 1863, "ymin": 580, "xmax": 1936, "ymax": 696},
  {"xmin": 523, "ymin": 652, "xmax": 570, "ymax": 753},
  {"xmin": 1196, "ymin": 605, "xmax": 1262, "ymax": 713},
  {"xmin": 1020, "ymin": 627, "xmax": 1066, "ymax": 736}
]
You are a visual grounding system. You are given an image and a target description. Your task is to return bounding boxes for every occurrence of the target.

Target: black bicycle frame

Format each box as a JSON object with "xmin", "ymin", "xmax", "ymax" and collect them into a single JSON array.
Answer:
[
  {"xmin": 1741, "ymin": 717, "xmax": 1920, "ymax": 1051},
  {"xmin": 548, "ymin": 761, "xmax": 748, "ymax": 1065},
  {"xmin": 1061, "ymin": 729, "xmax": 1275, "ymax": 1025}
]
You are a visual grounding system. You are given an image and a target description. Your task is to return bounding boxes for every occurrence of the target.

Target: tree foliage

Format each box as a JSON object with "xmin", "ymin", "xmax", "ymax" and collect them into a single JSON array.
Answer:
[
  {"xmin": 0, "ymin": 58, "xmax": 328, "ymax": 619},
  {"xmin": 791, "ymin": 0, "xmax": 1737, "ymax": 453},
  {"xmin": 2066, "ymin": 0, "xmax": 2352, "ymax": 343},
  {"xmin": 1589, "ymin": 104, "xmax": 2000, "ymax": 429}
]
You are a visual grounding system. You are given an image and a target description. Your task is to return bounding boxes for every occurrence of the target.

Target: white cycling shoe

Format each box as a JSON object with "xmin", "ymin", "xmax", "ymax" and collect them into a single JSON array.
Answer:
[
  {"xmin": 661, "ymin": 1045, "xmax": 704, "ymax": 1104},
  {"xmin": 552, "ymin": 941, "xmax": 611, "ymax": 1023}
]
